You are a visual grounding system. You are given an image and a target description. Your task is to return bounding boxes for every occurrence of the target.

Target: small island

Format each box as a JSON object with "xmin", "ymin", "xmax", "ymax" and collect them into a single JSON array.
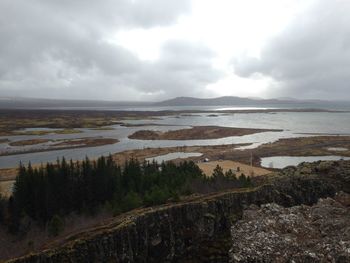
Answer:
[
  {"xmin": 1, "ymin": 137, "xmax": 119, "ymax": 156},
  {"xmin": 128, "ymin": 126, "xmax": 282, "ymax": 140}
]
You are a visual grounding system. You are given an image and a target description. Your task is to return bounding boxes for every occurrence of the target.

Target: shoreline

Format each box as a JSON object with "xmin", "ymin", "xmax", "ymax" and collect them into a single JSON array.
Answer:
[
  {"xmin": 0, "ymin": 107, "xmax": 346, "ymax": 136},
  {"xmin": 128, "ymin": 126, "xmax": 282, "ymax": 140},
  {"xmin": 2, "ymin": 135, "xmax": 350, "ymax": 172},
  {"xmin": 2, "ymin": 135, "xmax": 350, "ymax": 197},
  {"xmin": 0, "ymin": 138, "xmax": 119, "ymax": 157}
]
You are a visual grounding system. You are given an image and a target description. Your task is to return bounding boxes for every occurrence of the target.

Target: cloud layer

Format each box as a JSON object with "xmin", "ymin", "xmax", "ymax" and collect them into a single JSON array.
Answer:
[
  {"xmin": 1, "ymin": 0, "xmax": 350, "ymax": 101},
  {"xmin": 233, "ymin": 0, "xmax": 350, "ymax": 100},
  {"xmin": 0, "ymin": 0, "xmax": 221, "ymax": 100}
]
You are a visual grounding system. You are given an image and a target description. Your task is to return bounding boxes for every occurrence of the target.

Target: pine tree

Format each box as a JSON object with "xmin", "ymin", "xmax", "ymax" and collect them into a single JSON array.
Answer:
[
  {"xmin": 212, "ymin": 165, "xmax": 224, "ymax": 178},
  {"xmin": 48, "ymin": 214, "xmax": 64, "ymax": 236}
]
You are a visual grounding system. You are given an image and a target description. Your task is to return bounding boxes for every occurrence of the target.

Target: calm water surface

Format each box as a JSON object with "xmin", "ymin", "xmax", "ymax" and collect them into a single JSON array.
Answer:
[
  {"xmin": 261, "ymin": 155, "xmax": 350, "ymax": 169},
  {"xmin": 1, "ymin": 111, "xmax": 350, "ymax": 168}
]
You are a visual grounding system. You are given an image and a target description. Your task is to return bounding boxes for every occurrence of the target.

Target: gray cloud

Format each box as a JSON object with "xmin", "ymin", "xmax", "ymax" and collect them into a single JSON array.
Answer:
[
  {"xmin": 233, "ymin": 0, "xmax": 350, "ymax": 100},
  {"xmin": 0, "ymin": 0, "xmax": 221, "ymax": 100},
  {"xmin": 109, "ymin": 40, "xmax": 222, "ymax": 99}
]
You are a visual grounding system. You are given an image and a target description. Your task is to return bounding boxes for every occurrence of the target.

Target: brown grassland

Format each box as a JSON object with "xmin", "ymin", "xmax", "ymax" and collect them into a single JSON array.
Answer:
[{"xmin": 128, "ymin": 126, "xmax": 282, "ymax": 140}]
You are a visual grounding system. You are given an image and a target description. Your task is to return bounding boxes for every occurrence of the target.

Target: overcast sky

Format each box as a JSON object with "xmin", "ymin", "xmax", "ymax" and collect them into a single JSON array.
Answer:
[{"xmin": 0, "ymin": 0, "xmax": 349, "ymax": 101}]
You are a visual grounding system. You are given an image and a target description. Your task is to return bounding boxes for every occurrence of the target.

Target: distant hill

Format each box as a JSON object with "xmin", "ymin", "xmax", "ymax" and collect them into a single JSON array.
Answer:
[
  {"xmin": 0, "ymin": 96, "xmax": 349, "ymax": 110},
  {"xmin": 0, "ymin": 97, "xmax": 152, "ymax": 109},
  {"xmin": 155, "ymin": 96, "xmax": 305, "ymax": 106},
  {"xmin": 154, "ymin": 96, "xmax": 350, "ymax": 110}
]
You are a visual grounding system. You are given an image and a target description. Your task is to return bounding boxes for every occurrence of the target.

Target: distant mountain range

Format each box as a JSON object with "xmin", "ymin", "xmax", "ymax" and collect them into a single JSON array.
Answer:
[
  {"xmin": 154, "ymin": 96, "xmax": 346, "ymax": 107},
  {"xmin": 154, "ymin": 96, "xmax": 295, "ymax": 106},
  {"xmin": 0, "ymin": 96, "xmax": 349, "ymax": 110}
]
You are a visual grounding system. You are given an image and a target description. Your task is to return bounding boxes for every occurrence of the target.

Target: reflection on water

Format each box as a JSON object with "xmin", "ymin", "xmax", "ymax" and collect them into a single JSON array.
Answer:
[
  {"xmin": 1, "ymin": 111, "xmax": 350, "ymax": 168},
  {"xmin": 327, "ymin": 147, "xmax": 348, "ymax": 152},
  {"xmin": 145, "ymin": 152, "xmax": 203, "ymax": 163},
  {"xmin": 261, "ymin": 155, "xmax": 350, "ymax": 169},
  {"xmin": 214, "ymin": 107, "xmax": 273, "ymax": 111}
]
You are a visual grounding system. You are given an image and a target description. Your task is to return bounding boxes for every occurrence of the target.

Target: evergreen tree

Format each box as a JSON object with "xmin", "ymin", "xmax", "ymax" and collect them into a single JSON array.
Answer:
[
  {"xmin": 48, "ymin": 214, "xmax": 64, "ymax": 237},
  {"xmin": 225, "ymin": 169, "xmax": 237, "ymax": 180},
  {"xmin": 212, "ymin": 165, "xmax": 224, "ymax": 178},
  {"xmin": 5, "ymin": 155, "xmax": 253, "ymax": 231},
  {"xmin": 121, "ymin": 191, "xmax": 142, "ymax": 212},
  {"xmin": 0, "ymin": 193, "xmax": 5, "ymax": 223}
]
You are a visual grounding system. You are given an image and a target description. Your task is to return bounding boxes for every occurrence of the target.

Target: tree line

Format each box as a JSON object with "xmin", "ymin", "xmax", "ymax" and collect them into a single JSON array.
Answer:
[{"xmin": 0, "ymin": 155, "xmax": 252, "ymax": 234}]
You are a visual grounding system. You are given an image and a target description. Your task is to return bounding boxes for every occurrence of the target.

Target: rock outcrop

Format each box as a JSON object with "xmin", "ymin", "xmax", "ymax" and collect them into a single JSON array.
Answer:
[
  {"xmin": 230, "ymin": 192, "xmax": 350, "ymax": 262},
  {"xmin": 7, "ymin": 161, "xmax": 350, "ymax": 263}
]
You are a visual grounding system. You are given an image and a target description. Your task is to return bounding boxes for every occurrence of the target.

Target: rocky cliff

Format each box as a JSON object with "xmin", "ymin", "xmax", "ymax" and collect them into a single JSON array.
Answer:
[{"xmin": 8, "ymin": 161, "xmax": 350, "ymax": 263}]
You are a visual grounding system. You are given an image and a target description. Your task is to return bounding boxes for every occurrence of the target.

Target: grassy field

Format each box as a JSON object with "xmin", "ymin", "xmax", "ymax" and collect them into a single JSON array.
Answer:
[
  {"xmin": 0, "ymin": 180, "xmax": 14, "ymax": 198},
  {"xmin": 9, "ymin": 139, "xmax": 51, "ymax": 146},
  {"xmin": 254, "ymin": 136, "xmax": 350, "ymax": 158},
  {"xmin": 12, "ymin": 128, "xmax": 82, "ymax": 136},
  {"xmin": 198, "ymin": 160, "xmax": 271, "ymax": 177},
  {"xmin": 0, "ymin": 110, "xmax": 121, "ymax": 136}
]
